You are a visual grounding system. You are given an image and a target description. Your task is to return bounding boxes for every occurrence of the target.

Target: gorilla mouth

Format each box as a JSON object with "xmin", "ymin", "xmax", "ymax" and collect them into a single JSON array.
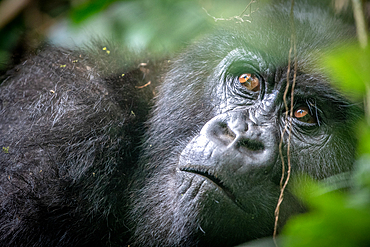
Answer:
[{"xmin": 180, "ymin": 167, "xmax": 247, "ymax": 212}]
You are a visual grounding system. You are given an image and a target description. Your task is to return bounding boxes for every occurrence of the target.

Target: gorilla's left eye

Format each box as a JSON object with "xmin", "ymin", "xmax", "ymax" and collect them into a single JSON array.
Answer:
[
  {"xmin": 238, "ymin": 73, "xmax": 260, "ymax": 92},
  {"xmin": 294, "ymin": 106, "xmax": 317, "ymax": 124}
]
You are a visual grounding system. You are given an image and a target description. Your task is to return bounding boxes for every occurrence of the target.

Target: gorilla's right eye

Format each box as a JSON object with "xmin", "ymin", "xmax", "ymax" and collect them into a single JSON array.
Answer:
[
  {"xmin": 238, "ymin": 73, "xmax": 260, "ymax": 92},
  {"xmin": 294, "ymin": 106, "xmax": 317, "ymax": 124}
]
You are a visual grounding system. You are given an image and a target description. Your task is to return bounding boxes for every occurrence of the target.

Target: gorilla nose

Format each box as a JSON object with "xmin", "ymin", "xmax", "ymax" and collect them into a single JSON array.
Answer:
[{"xmin": 201, "ymin": 112, "xmax": 277, "ymax": 157}]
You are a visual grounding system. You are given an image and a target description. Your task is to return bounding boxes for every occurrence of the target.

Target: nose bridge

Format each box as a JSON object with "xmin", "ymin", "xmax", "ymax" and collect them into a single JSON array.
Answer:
[
  {"xmin": 228, "ymin": 111, "xmax": 248, "ymax": 136},
  {"xmin": 227, "ymin": 109, "xmax": 268, "ymax": 137}
]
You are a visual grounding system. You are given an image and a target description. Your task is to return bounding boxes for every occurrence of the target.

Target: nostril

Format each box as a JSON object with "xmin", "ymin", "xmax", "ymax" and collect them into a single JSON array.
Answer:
[
  {"xmin": 236, "ymin": 137, "xmax": 264, "ymax": 152},
  {"xmin": 209, "ymin": 122, "xmax": 236, "ymax": 146},
  {"xmin": 208, "ymin": 121, "xmax": 266, "ymax": 151},
  {"xmin": 219, "ymin": 122, "xmax": 236, "ymax": 141}
]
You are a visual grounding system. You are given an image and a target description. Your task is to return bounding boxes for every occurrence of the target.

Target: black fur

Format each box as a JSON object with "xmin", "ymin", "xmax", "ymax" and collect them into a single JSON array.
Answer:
[
  {"xmin": 0, "ymin": 1, "xmax": 362, "ymax": 247},
  {"xmin": 0, "ymin": 44, "xmax": 164, "ymax": 246}
]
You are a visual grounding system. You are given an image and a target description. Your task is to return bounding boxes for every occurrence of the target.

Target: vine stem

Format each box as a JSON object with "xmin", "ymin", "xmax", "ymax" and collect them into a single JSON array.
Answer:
[
  {"xmin": 273, "ymin": 0, "xmax": 296, "ymax": 246},
  {"xmin": 352, "ymin": 0, "xmax": 370, "ymax": 124}
]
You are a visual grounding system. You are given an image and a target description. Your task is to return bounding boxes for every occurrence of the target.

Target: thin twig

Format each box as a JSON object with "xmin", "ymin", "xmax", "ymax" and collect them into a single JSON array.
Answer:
[
  {"xmin": 0, "ymin": 0, "xmax": 31, "ymax": 29},
  {"xmin": 202, "ymin": 0, "xmax": 259, "ymax": 23},
  {"xmin": 352, "ymin": 0, "xmax": 368, "ymax": 49},
  {"xmin": 239, "ymin": 0, "xmax": 258, "ymax": 17},
  {"xmin": 352, "ymin": 0, "xmax": 369, "ymax": 124}
]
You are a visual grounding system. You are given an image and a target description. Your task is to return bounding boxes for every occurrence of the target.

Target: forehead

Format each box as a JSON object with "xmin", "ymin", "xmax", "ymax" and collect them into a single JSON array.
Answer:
[{"xmin": 214, "ymin": 48, "xmax": 270, "ymax": 75}]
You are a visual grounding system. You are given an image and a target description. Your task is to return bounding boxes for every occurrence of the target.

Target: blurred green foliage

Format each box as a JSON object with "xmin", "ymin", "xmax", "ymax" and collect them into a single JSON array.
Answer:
[
  {"xmin": 322, "ymin": 43, "xmax": 370, "ymax": 100},
  {"xmin": 57, "ymin": 0, "xmax": 259, "ymax": 53},
  {"xmin": 283, "ymin": 177, "xmax": 370, "ymax": 247},
  {"xmin": 0, "ymin": 0, "xmax": 260, "ymax": 71},
  {"xmin": 70, "ymin": 0, "xmax": 117, "ymax": 22}
]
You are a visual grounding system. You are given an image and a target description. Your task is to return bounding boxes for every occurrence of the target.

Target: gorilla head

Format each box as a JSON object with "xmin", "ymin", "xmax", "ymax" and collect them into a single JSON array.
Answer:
[{"xmin": 129, "ymin": 2, "xmax": 360, "ymax": 246}]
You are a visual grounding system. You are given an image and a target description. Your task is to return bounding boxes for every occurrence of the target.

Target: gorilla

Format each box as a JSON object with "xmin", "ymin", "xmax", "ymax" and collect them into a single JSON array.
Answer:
[{"xmin": 0, "ymin": 1, "xmax": 362, "ymax": 246}]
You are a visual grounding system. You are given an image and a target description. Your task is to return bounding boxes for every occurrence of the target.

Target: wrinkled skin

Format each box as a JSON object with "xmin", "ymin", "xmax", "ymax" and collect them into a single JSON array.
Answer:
[{"xmin": 0, "ymin": 1, "xmax": 362, "ymax": 247}]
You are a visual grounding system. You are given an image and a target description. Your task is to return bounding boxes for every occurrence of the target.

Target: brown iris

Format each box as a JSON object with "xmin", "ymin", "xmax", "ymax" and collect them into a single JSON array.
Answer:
[
  {"xmin": 238, "ymin": 73, "xmax": 260, "ymax": 92},
  {"xmin": 294, "ymin": 106, "xmax": 316, "ymax": 123}
]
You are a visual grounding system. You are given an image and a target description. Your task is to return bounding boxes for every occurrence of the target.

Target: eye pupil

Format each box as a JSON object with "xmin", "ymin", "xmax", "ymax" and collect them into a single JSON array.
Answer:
[
  {"xmin": 295, "ymin": 108, "xmax": 308, "ymax": 118},
  {"xmin": 239, "ymin": 73, "xmax": 260, "ymax": 92}
]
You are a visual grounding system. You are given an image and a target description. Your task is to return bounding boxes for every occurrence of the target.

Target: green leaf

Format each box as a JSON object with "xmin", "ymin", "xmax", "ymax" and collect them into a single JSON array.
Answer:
[
  {"xmin": 356, "ymin": 121, "xmax": 370, "ymax": 154},
  {"xmin": 321, "ymin": 42, "xmax": 370, "ymax": 100}
]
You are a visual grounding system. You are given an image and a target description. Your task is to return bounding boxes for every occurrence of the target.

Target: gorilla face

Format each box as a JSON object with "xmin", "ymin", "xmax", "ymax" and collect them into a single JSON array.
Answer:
[
  {"xmin": 174, "ymin": 67, "xmax": 356, "ymax": 246},
  {"xmin": 177, "ymin": 109, "xmax": 283, "ymax": 244},
  {"xmin": 130, "ymin": 3, "xmax": 360, "ymax": 246}
]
